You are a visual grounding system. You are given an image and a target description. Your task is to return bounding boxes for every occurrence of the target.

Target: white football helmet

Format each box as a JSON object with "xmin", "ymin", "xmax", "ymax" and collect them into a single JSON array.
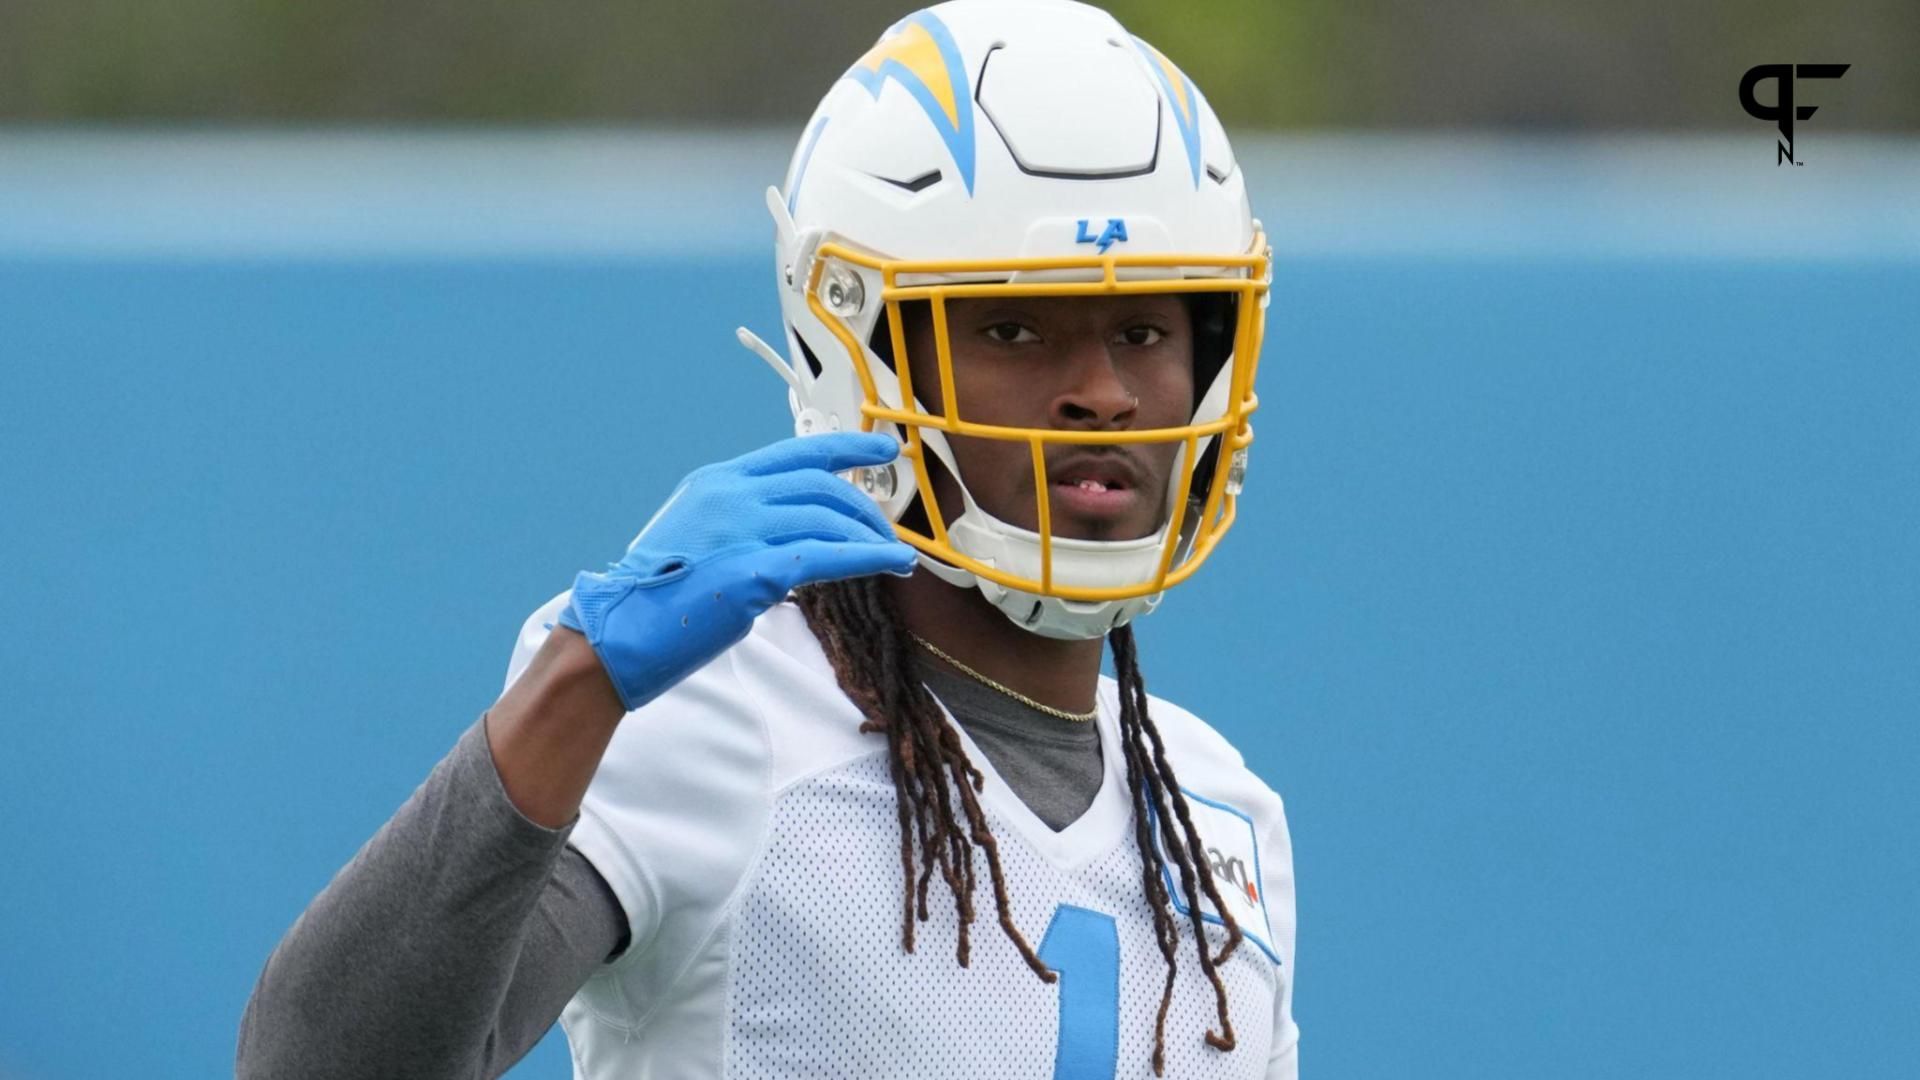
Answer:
[{"xmin": 737, "ymin": 0, "xmax": 1269, "ymax": 640}]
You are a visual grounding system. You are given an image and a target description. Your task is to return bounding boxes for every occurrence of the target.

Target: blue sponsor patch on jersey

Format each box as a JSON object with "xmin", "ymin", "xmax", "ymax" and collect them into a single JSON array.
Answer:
[{"xmin": 1146, "ymin": 788, "xmax": 1281, "ymax": 964}]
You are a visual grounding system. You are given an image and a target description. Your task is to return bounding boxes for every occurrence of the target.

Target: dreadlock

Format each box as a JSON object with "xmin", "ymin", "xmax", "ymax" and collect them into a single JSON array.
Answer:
[{"xmin": 794, "ymin": 574, "xmax": 1244, "ymax": 1075}]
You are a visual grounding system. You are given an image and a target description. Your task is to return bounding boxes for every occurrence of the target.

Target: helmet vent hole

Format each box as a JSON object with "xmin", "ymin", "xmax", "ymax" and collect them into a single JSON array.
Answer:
[
  {"xmin": 874, "ymin": 169, "xmax": 943, "ymax": 193},
  {"xmin": 793, "ymin": 327, "xmax": 824, "ymax": 379}
]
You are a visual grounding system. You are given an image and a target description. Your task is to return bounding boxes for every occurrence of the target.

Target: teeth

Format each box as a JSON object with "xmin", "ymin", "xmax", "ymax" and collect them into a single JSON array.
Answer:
[{"xmin": 1074, "ymin": 479, "xmax": 1109, "ymax": 493}]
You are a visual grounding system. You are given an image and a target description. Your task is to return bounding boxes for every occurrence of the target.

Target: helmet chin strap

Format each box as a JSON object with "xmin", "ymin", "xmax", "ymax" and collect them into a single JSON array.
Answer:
[
  {"xmin": 737, "ymin": 192, "xmax": 807, "ymax": 400},
  {"xmin": 906, "ymin": 423, "xmax": 1186, "ymax": 640},
  {"xmin": 736, "ymin": 326, "xmax": 801, "ymax": 394},
  {"xmin": 764, "ymin": 185, "xmax": 799, "ymax": 255}
]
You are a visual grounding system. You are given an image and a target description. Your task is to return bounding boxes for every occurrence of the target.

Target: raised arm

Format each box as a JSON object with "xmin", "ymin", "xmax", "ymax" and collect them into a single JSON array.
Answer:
[{"xmin": 237, "ymin": 432, "xmax": 914, "ymax": 1077}]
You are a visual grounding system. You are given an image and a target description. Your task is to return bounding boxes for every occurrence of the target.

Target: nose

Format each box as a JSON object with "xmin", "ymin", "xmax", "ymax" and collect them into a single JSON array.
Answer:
[{"xmin": 1049, "ymin": 337, "xmax": 1138, "ymax": 429}]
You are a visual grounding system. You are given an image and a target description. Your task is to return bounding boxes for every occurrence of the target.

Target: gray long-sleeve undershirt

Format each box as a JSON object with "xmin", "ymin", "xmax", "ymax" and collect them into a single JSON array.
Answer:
[{"xmin": 237, "ymin": 657, "xmax": 1102, "ymax": 1078}]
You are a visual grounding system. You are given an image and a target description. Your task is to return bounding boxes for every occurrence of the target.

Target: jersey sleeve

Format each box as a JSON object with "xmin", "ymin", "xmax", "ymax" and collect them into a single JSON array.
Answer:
[
  {"xmin": 503, "ymin": 591, "xmax": 775, "ymax": 1028},
  {"xmin": 1263, "ymin": 799, "xmax": 1300, "ymax": 1078}
]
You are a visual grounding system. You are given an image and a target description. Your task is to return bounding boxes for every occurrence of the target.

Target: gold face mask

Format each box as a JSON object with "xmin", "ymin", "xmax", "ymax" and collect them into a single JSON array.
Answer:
[{"xmin": 805, "ymin": 231, "xmax": 1270, "ymax": 604}]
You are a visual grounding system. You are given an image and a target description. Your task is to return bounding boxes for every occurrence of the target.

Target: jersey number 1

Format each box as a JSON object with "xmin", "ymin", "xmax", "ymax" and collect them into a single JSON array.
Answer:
[{"xmin": 1039, "ymin": 904, "xmax": 1119, "ymax": 1080}]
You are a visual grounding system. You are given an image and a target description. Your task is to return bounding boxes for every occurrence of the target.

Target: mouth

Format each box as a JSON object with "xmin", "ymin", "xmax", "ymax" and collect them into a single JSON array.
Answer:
[
  {"xmin": 1046, "ymin": 452, "xmax": 1148, "ymax": 524},
  {"xmin": 1050, "ymin": 477, "xmax": 1141, "ymax": 519}
]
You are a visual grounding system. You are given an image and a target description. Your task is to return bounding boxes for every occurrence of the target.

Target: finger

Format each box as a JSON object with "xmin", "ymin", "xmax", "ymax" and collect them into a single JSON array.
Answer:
[
  {"xmin": 731, "ymin": 432, "xmax": 900, "ymax": 477},
  {"xmin": 758, "ymin": 503, "xmax": 894, "ymax": 548},
  {"xmin": 764, "ymin": 538, "xmax": 919, "ymax": 592},
  {"xmin": 755, "ymin": 469, "xmax": 898, "ymax": 540}
]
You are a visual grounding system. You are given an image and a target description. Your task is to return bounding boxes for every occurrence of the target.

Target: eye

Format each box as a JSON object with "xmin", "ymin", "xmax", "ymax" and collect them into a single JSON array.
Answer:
[
  {"xmin": 1116, "ymin": 325, "xmax": 1166, "ymax": 347},
  {"xmin": 982, "ymin": 321, "xmax": 1041, "ymax": 345}
]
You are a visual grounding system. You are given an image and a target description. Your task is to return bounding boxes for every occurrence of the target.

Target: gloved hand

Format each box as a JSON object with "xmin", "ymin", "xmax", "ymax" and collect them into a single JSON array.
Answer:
[{"xmin": 558, "ymin": 432, "xmax": 916, "ymax": 711}]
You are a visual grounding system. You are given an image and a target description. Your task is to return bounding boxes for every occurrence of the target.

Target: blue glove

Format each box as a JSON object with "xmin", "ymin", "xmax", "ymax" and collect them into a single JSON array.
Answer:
[{"xmin": 558, "ymin": 432, "xmax": 916, "ymax": 711}]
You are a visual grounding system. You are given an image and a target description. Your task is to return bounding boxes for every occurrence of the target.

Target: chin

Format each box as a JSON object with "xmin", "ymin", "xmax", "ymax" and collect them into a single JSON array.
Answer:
[{"xmin": 1058, "ymin": 519, "xmax": 1162, "ymax": 543}]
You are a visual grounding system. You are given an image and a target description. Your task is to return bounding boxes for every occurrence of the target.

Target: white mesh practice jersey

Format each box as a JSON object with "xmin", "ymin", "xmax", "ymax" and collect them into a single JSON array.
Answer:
[{"xmin": 505, "ymin": 593, "xmax": 1299, "ymax": 1079}]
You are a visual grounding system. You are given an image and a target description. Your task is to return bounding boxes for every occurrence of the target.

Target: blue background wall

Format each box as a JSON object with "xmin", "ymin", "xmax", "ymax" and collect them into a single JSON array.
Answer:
[{"xmin": 1, "ymin": 133, "xmax": 1916, "ymax": 1077}]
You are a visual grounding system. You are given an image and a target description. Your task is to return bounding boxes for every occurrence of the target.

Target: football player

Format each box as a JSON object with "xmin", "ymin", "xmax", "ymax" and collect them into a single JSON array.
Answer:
[{"xmin": 239, "ymin": 1, "xmax": 1297, "ymax": 1077}]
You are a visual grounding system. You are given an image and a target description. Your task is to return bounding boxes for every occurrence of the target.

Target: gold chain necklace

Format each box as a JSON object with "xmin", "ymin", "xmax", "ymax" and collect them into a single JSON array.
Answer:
[{"xmin": 909, "ymin": 632, "xmax": 1099, "ymax": 723}]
